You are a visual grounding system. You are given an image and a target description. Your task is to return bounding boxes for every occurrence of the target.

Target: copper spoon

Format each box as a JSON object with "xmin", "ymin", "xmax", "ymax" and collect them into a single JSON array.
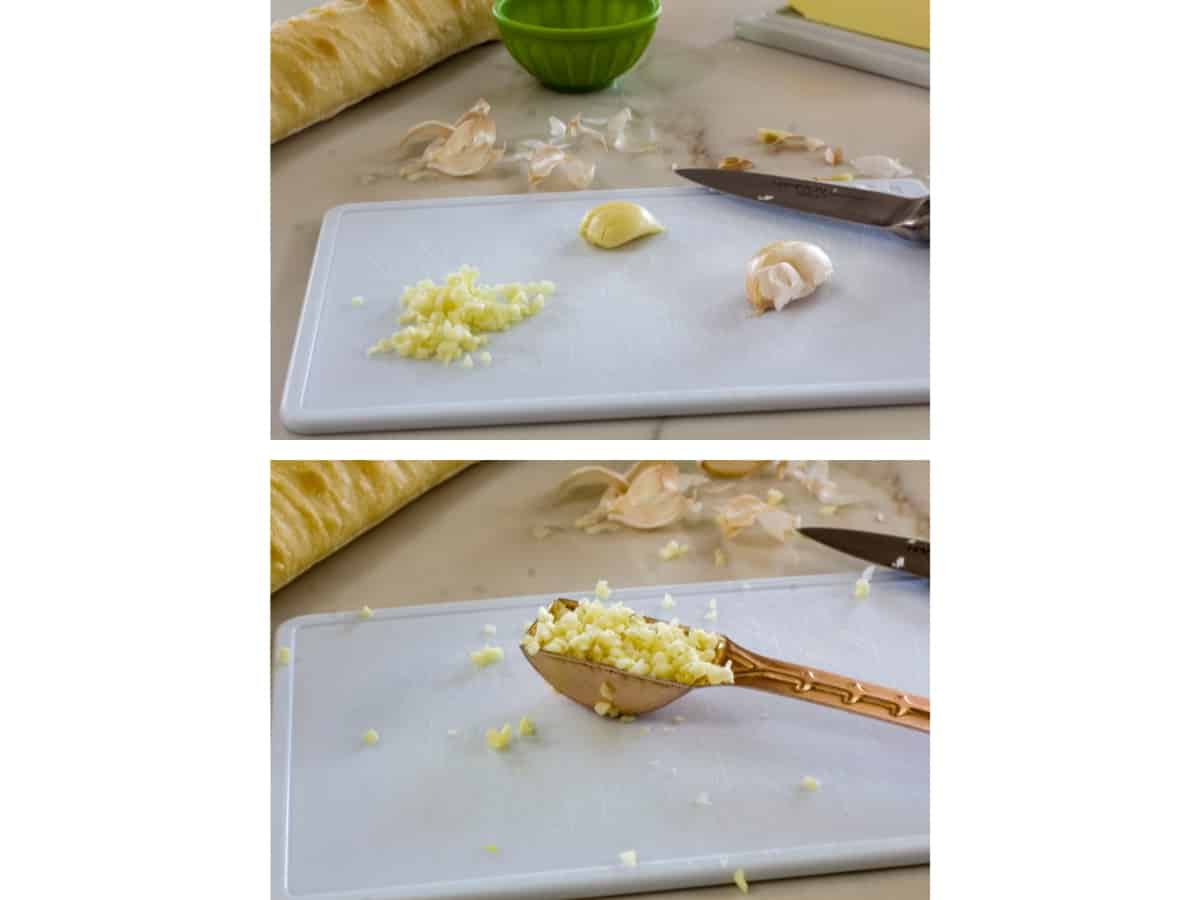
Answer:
[{"xmin": 522, "ymin": 599, "xmax": 929, "ymax": 732}]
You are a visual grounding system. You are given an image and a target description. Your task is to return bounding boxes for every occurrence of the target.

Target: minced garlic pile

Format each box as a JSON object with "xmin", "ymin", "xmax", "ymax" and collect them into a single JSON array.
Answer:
[
  {"xmin": 368, "ymin": 266, "xmax": 554, "ymax": 365},
  {"xmin": 522, "ymin": 599, "xmax": 734, "ymax": 686}
]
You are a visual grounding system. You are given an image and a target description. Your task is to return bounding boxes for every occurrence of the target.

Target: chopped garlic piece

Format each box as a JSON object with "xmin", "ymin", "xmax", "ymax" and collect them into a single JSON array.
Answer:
[
  {"xmin": 714, "ymin": 548, "xmax": 728, "ymax": 567},
  {"xmin": 766, "ymin": 489, "xmax": 784, "ymax": 506},
  {"xmin": 479, "ymin": 351, "xmax": 493, "ymax": 365},
  {"xmin": 894, "ymin": 556, "xmax": 905, "ymax": 568},
  {"xmin": 619, "ymin": 715, "xmax": 637, "ymax": 723},
  {"xmin": 594, "ymin": 701, "xmax": 613, "ymax": 716},
  {"xmin": 659, "ymin": 539, "xmax": 689, "ymax": 560},
  {"xmin": 470, "ymin": 645, "xmax": 505, "ymax": 667},
  {"xmin": 673, "ymin": 715, "xmax": 686, "ymax": 724},
  {"xmin": 823, "ymin": 146, "xmax": 844, "ymax": 165},
  {"xmin": 485, "ymin": 723, "xmax": 512, "ymax": 750},
  {"xmin": 358, "ymin": 605, "xmax": 374, "ymax": 620},
  {"xmin": 703, "ymin": 609, "xmax": 718, "ymax": 622},
  {"xmin": 276, "ymin": 647, "xmax": 291, "ymax": 665},
  {"xmin": 461, "ymin": 354, "xmax": 474, "ymax": 368},
  {"xmin": 719, "ymin": 156, "xmax": 754, "ymax": 170},
  {"xmin": 854, "ymin": 579, "xmax": 870, "ymax": 599},
  {"xmin": 876, "ymin": 511, "xmax": 886, "ymax": 522},
  {"xmin": 368, "ymin": 266, "xmax": 553, "ymax": 364},
  {"xmin": 595, "ymin": 579, "xmax": 612, "ymax": 600},
  {"xmin": 734, "ymin": 867, "xmax": 750, "ymax": 893},
  {"xmin": 447, "ymin": 729, "xmax": 459, "ymax": 736},
  {"xmin": 483, "ymin": 844, "xmax": 499, "ymax": 853},
  {"xmin": 618, "ymin": 850, "xmax": 638, "ymax": 867},
  {"xmin": 694, "ymin": 792, "xmax": 713, "ymax": 806},
  {"xmin": 661, "ymin": 593, "xmax": 676, "ymax": 610},
  {"xmin": 362, "ymin": 729, "xmax": 380, "ymax": 746},
  {"xmin": 799, "ymin": 775, "xmax": 821, "ymax": 792},
  {"xmin": 708, "ymin": 598, "xmax": 718, "ymax": 610},
  {"xmin": 482, "ymin": 624, "xmax": 497, "ymax": 635},
  {"xmin": 526, "ymin": 598, "xmax": 733, "ymax": 686},
  {"xmin": 599, "ymin": 681, "xmax": 615, "ymax": 701},
  {"xmin": 756, "ymin": 194, "xmax": 775, "ymax": 201},
  {"xmin": 350, "ymin": 295, "xmax": 365, "ymax": 307},
  {"xmin": 518, "ymin": 716, "xmax": 536, "ymax": 737}
]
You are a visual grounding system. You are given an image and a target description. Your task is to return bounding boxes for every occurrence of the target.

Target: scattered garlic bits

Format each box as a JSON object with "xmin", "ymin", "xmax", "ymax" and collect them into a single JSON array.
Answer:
[
  {"xmin": 482, "ymin": 624, "xmax": 497, "ymax": 636},
  {"xmin": 470, "ymin": 645, "xmax": 505, "ymax": 667},
  {"xmin": 714, "ymin": 548, "xmax": 728, "ymax": 567},
  {"xmin": 661, "ymin": 593, "xmax": 677, "ymax": 610},
  {"xmin": 758, "ymin": 128, "xmax": 826, "ymax": 152},
  {"xmin": 746, "ymin": 241, "xmax": 833, "ymax": 314},
  {"xmin": 854, "ymin": 564, "xmax": 877, "ymax": 599},
  {"xmin": 368, "ymin": 266, "xmax": 554, "ymax": 365},
  {"xmin": 766, "ymin": 489, "xmax": 784, "ymax": 506},
  {"xmin": 350, "ymin": 295, "xmax": 365, "ymax": 307},
  {"xmin": 719, "ymin": 156, "xmax": 755, "ymax": 171},
  {"xmin": 618, "ymin": 850, "xmax": 638, "ymax": 868},
  {"xmin": 579, "ymin": 201, "xmax": 665, "ymax": 249},
  {"xmin": 734, "ymin": 867, "xmax": 750, "ymax": 893},
  {"xmin": 517, "ymin": 716, "xmax": 536, "ymax": 737},
  {"xmin": 595, "ymin": 579, "xmax": 613, "ymax": 601},
  {"xmin": 522, "ymin": 599, "xmax": 734, "ymax": 686},
  {"xmin": 658, "ymin": 539, "xmax": 689, "ymax": 560},
  {"xmin": 703, "ymin": 598, "xmax": 719, "ymax": 622},
  {"xmin": 358, "ymin": 605, "xmax": 374, "ymax": 620},
  {"xmin": 799, "ymin": 775, "xmax": 821, "ymax": 792},
  {"xmin": 362, "ymin": 729, "xmax": 380, "ymax": 746},
  {"xmin": 483, "ymin": 844, "xmax": 500, "ymax": 854},
  {"xmin": 276, "ymin": 647, "xmax": 291, "ymax": 666},
  {"xmin": 485, "ymin": 723, "xmax": 513, "ymax": 751}
]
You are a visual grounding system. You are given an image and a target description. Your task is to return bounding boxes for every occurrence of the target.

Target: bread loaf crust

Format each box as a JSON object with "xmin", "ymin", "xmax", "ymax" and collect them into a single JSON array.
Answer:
[
  {"xmin": 271, "ymin": 0, "xmax": 499, "ymax": 143},
  {"xmin": 270, "ymin": 460, "xmax": 474, "ymax": 591}
]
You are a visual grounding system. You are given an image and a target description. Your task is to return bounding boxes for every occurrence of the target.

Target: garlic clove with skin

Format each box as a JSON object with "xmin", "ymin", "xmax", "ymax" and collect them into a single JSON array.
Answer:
[{"xmin": 745, "ymin": 241, "xmax": 833, "ymax": 313}]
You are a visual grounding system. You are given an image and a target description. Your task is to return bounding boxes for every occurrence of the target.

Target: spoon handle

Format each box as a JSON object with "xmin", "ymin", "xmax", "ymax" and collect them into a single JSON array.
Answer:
[{"xmin": 723, "ymin": 640, "xmax": 929, "ymax": 732}]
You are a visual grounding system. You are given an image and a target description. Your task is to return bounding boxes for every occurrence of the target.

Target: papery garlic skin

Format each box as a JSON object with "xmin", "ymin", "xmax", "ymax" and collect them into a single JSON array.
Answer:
[{"xmin": 745, "ymin": 241, "xmax": 833, "ymax": 313}]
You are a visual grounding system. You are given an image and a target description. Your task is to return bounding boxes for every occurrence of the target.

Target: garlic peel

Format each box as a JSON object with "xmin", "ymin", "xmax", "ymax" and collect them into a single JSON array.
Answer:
[{"xmin": 745, "ymin": 241, "xmax": 833, "ymax": 314}]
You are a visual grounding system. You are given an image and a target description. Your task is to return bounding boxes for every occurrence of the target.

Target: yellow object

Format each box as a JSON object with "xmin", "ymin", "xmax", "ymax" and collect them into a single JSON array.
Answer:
[
  {"xmin": 485, "ymin": 723, "xmax": 512, "ymax": 750},
  {"xmin": 358, "ymin": 605, "xmax": 374, "ymax": 619},
  {"xmin": 658, "ymin": 539, "xmax": 689, "ymax": 561},
  {"xmin": 369, "ymin": 266, "xmax": 554, "ymax": 364},
  {"xmin": 470, "ymin": 645, "xmax": 505, "ymax": 667},
  {"xmin": 518, "ymin": 716, "xmax": 536, "ymax": 737},
  {"xmin": 270, "ymin": 461, "xmax": 474, "ymax": 592},
  {"xmin": 523, "ymin": 598, "xmax": 733, "ymax": 686},
  {"xmin": 579, "ymin": 202, "xmax": 665, "ymax": 249},
  {"xmin": 800, "ymin": 775, "xmax": 821, "ymax": 791},
  {"xmin": 734, "ymin": 867, "xmax": 750, "ymax": 893},
  {"xmin": 766, "ymin": 489, "xmax": 784, "ymax": 506},
  {"xmin": 788, "ymin": 0, "xmax": 929, "ymax": 50},
  {"xmin": 276, "ymin": 647, "xmax": 292, "ymax": 665},
  {"xmin": 362, "ymin": 729, "xmax": 380, "ymax": 746},
  {"xmin": 483, "ymin": 844, "xmax": 500, "ymax": 853}
]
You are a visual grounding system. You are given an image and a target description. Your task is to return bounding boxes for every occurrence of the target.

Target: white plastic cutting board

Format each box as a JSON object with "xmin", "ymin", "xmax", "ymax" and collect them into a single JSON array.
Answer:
[
  {"xmin": 271, "ymin": 574, "xmax": 929, "ymax": 899},
  {"xmin": 280, "ymin": 183, "xmax": 929, "ymax": 434}
]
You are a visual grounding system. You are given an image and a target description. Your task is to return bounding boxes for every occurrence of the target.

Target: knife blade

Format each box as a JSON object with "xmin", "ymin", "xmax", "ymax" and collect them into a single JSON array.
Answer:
[
  {"xmin": 800, "ymin": 527, "xmax": 929, "ymax": 578},
  {"xmin": 675, "ymin": 168, "xmax": 929, "ymax": 240}
]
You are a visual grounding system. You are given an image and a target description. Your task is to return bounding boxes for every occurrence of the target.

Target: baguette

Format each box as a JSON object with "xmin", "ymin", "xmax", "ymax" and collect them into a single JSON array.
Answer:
[
  {"xmin": 270, "ymin": 460, "xmax": 474, "ymax": 591},
  {"xmin": 271, "ymin": 0, "xmax": 499, "ymax": 143}
]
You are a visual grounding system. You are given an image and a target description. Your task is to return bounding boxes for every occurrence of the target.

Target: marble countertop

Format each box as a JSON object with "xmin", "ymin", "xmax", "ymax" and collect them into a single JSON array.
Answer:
[
  {"xmin": 270, "ymin": 1, "xmax": 929, "ymax": 438},
  {"xmin": 272, "ymin": 460, "xmax": 930, "ymax": 898}
]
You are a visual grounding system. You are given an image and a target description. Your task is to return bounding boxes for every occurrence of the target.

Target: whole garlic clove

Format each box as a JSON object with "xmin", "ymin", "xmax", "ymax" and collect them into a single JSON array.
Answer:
[
  {"xmin": 579, "ymin": 201, "xmax": 665, "ymax": 249},
  {"xmin": 744, "ymin": 240, "xmax": 833, "ymax": 313}
]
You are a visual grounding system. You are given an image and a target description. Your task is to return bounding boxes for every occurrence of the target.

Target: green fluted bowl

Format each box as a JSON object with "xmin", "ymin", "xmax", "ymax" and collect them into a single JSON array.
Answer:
[{"xmin": 493, "ymin": 0, "xmax": 662, "ymax": 93}]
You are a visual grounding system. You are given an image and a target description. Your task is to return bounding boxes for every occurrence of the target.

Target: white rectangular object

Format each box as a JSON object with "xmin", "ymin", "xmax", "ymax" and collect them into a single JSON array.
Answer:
[
  {"xmin": 735, "ymin": 9, "xmax": 930, "ymax": 88},
  {"xmin": 272, "ymin": 574, "xmax": 930, "ymax": 899},
  {"xmin": 280, "ymin": 185, "xmax": 929, "ymax": 434}
]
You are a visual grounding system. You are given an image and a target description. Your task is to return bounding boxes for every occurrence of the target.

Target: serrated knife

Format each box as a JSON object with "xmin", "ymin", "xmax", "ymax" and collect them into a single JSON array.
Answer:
[
  {"xmin": 675, "ymin": 168, "xmax": 929, "ymax": 242},
  {"xmin": 800, "ymin": 526, "xmax": 930, "ymax": 578}
]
